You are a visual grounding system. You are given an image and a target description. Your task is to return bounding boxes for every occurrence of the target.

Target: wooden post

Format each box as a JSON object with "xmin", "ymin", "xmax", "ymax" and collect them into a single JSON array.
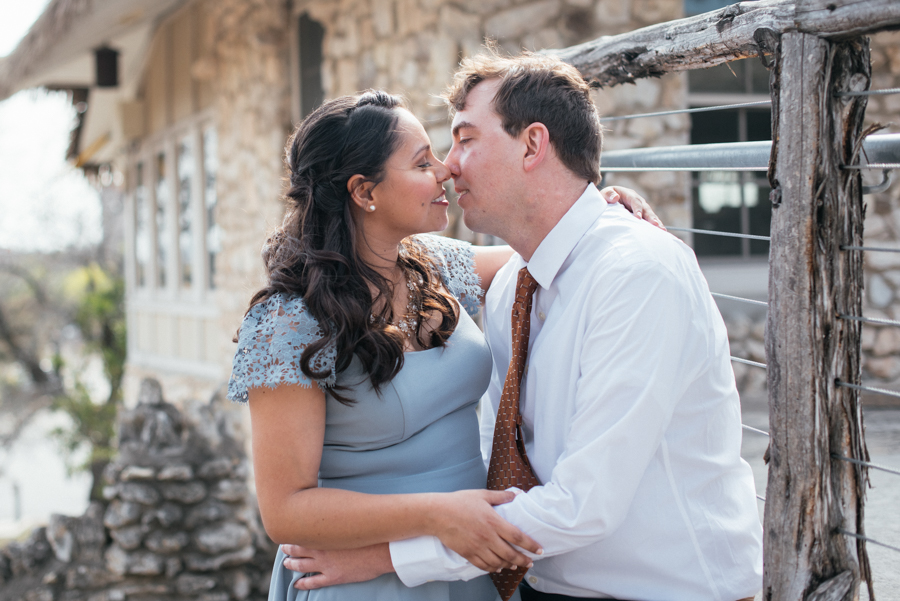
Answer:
[{"xmin": 764, "ymin": 32, "xmax": 872, "ymax": 601}]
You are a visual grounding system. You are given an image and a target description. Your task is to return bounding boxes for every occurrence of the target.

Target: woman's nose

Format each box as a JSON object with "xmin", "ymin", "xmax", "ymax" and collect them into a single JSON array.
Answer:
[{"xmin": 435, "ymin": 159, "xmax": 451, "ymax": 183}]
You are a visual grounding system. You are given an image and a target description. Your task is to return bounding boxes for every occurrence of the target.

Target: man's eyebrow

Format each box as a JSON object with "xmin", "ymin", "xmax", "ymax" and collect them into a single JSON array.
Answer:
[{"xmin": 452, "ymin": 121, "xmax": 476, "ymax": 138}]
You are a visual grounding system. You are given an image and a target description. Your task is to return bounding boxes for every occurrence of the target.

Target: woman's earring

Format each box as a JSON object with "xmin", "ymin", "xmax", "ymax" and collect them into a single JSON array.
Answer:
[{"xmin": 367, "ymin": 205, "xmax": 376, "ymax": 212}]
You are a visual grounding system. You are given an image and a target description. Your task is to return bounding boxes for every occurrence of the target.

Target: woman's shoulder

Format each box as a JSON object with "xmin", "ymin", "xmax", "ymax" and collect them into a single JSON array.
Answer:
[
  {"xmin": 407, "ymin": 234, "xmax": 482, "ymax": 316},
  {"xmin": 227, "ymin": 292, "xmax": 335, "ymax": 403},
  {"xmin": 241, "ymin": 292, "xmax": 320, "ymax": 336}
]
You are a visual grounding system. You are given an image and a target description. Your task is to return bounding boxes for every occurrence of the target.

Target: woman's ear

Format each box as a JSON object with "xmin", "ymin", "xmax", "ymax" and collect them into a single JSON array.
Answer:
[
  {"xmin": 521, "ymin": 122, "xmax": 550, "ymax": 173},
  {"xmin": 347, "ymin": 174, "xmax": 375, "ymax": 211}
]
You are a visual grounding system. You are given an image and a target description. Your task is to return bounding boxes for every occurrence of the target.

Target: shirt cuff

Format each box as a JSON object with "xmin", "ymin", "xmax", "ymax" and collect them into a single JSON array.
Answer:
[{"xmin": 389, "ymin": 536, "xmax": 487, "ymax": 587}]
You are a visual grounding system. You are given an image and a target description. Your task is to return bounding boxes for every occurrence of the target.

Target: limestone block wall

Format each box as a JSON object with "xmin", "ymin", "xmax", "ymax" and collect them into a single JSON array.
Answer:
[
  {"xmin": 297, "ymin": 0, "xmax": 691, "ymax": 238},
  {"xmin": 124, "ymin": 0, "xmax": 295, "ymax": 411},
  {"xmin": 0, "ymin": 379, "xmax": 276, "ymax": 601},
  {"xmin": 858, "ymin": 30, "xmax": 900, "ymax": 398},
  {"xmin": 131, "ymin": 0, "xmax": 692, "ymax": 405}
]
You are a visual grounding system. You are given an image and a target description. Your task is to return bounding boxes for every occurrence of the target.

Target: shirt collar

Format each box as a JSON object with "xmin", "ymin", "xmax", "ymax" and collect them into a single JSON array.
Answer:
[{"xmin": 526, "ymin": 184, "xmax": 607, "ymax": 290}]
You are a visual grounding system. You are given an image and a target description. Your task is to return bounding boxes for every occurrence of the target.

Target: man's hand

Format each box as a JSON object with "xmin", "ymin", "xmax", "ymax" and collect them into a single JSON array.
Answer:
[
  {"xmin": 600, "ymin": 186, "xmax": 666, "ymax": 230},
  {"xmin": 282, "ymin": 543, "xmax": 393, "ymax": 590}
]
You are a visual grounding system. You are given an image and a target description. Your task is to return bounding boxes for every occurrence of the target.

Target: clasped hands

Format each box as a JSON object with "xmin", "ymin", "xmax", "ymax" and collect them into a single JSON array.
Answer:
[{"xmin": 280, "ymin": 488, "xmax": 542, "ymax": 591}]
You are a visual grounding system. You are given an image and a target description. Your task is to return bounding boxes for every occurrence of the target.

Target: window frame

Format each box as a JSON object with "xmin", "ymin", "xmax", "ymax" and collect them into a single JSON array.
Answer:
[
  {"xmin": 688, "ymin": 62, "xmax": 773, "ymax": 262},
  {"xmin": 125, "ymin": 109, "xmax": 217, "ymax": 310}
]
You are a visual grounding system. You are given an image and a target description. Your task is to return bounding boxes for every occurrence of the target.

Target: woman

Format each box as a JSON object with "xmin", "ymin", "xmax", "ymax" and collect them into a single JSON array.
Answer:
[{"xmin": 227, "ymin": 91, "xmax": 658, "ymax": 600}]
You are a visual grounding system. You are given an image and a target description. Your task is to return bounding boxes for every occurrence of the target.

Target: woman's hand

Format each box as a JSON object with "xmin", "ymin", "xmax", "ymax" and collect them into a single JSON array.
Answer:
[
  {"xmin": 600, "ymin": 186, "xmax": 666, "ymax": 230},
  {"xmin": 428, "ymin": 489, "xmax": 542, "ymax": 573},
  {"xmin": 282, "ymin": 543, "xmax": 393, "ymax": 590}
]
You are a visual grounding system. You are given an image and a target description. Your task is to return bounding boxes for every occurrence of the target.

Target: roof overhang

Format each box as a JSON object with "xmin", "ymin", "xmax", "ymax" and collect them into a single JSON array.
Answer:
[
  {"xmin": 0, "ymin": 0, "xmax": 186, "ymax": 101},
  {"xmin": 0, "ymin": 0, "xmax": 189, "ymax": 168}
]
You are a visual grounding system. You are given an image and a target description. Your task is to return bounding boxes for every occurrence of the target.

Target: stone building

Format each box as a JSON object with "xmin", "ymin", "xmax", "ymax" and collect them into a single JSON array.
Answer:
[{"xmin": 0, "ymin": 0, "xmax": 898, "ymax": 594}]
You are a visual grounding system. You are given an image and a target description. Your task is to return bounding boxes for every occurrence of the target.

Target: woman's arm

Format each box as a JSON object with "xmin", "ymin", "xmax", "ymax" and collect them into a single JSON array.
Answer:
[
  {"xmin": 472, "ymin": 245, "xmax": 515, "ymax": 295},
  {"xmin": 249, "ymin": 383, "xmax": 540, "ymax": 571}
]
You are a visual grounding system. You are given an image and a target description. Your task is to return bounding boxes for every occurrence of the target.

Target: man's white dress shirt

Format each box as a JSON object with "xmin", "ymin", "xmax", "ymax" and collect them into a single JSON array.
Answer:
[{"xmin": 391, "ymin": 184, "xmax": 763, "ymax": 600}]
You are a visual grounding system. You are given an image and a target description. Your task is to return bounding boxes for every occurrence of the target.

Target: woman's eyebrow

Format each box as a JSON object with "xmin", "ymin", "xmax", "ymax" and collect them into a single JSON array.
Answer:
[{"xmin": 412, "ymin": 143, "xmax": 430, "ymax": 159}]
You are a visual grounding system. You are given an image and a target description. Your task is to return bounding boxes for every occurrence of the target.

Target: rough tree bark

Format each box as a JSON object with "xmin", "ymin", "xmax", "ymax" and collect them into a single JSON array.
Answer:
[
  {"xmin": 764, "ymin": 32, "xmax": 872, "ymax": 601},
  {"xmin": 548, "ymin": 0, "xmax": 900, "ymax": 88}
]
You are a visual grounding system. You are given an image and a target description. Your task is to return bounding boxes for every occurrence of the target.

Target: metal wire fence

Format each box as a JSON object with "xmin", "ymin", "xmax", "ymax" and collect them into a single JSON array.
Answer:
[{"xmin": 600, "ymin": 87, "xmax": 900, "ymax": 576}]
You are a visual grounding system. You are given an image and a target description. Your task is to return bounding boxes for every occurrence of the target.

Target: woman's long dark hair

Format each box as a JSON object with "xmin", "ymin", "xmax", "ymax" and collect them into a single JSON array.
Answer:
[{"xmin": 244, "ymin": 91, "xmax": 459, "ymax": 404}]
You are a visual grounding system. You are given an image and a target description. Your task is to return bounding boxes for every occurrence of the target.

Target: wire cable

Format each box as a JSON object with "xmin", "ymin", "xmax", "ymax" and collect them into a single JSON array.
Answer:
[
  {"xmin": 599, "ymin": 100, "xmax": 771, "ymax": 123},
  {"xmin": 836, "ymin": 87, "xmax": 900, "ymax": 97},
  {"xmin": 835, "ymin": 381, "xmax": 900, "ymax": 400},
  {"xmin": 839, "ymin": 529, "xmax": 900, "ymax": 554},
  {"xmin": 731, "ymin": 356, "xmax": 767, "ymax": 369},
  {"xmin": 832, "ymin": 454, "xmax": 900, "ymax": 478},
  {"xmin": 842, "ymin": 163, "xmax": 900, "ymax": 170},
  {"xmin": 742, "ymin": 424, "xmax": 770, "ymax": 437},
  {"xmin": 711, "ymin": 292, "xmax": 769, "ymax": 307},
  {"xmin": 841, "ymin": 245, "xmax": 900, "ymax": 254},
  {"xmin": 838, "ymin": 314, "xmax": 900, "ymax": 328},
  {"xmin": 667, "ymin": 226, "xmax": 771, "ymax": 241}
]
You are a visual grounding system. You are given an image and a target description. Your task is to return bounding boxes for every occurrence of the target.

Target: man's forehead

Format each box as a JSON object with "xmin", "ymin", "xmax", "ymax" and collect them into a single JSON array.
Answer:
[{"xmin": 451, "ymin": 79, "xmax": 501, "ymax": 130}]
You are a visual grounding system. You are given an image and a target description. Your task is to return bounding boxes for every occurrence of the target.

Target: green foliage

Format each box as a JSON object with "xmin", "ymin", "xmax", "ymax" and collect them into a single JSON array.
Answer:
[
  {"xmin": 51, "ymin": 380, "xmax": 118, "ymax": 473},
  {"xmin": 50, "ymin": 264, "xmax": 126, "ymax": 493},
  {"xmin": 63, "ymin": 264, "xmax": 127, "ymax": 399}
]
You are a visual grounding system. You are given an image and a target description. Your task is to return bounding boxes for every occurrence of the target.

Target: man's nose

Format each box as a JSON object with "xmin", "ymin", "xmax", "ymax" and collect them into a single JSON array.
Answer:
[{"xmin": 445, "ymin": 145, "xmax": 461, "ymax": 177}]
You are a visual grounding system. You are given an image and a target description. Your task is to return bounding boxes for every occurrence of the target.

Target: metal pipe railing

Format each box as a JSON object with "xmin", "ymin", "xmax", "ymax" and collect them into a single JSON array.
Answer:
[{"xmin": 601, "ymin": 133, "xmax": 900, "ymax": 174}]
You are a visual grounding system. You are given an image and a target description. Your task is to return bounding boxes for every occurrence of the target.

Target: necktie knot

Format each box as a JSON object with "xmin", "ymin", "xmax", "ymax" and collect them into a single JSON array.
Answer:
[{"xmin": 516, "ymin": 266, "xmax": 538, "ymax": 295}]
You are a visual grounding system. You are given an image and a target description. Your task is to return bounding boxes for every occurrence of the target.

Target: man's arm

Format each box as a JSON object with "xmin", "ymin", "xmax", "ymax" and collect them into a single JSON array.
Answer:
[{"xmin": 391, "ymin": 260, "xmax": 703, "ymax": 585}]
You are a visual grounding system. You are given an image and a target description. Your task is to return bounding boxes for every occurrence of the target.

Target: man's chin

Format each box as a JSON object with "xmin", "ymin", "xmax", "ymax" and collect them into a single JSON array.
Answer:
[{"xmin": 461, "ymin": 210, "xmax": 495, "ymax": 237}]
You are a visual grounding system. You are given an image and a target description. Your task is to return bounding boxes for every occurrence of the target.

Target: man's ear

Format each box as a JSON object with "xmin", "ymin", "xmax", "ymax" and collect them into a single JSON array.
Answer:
[
  {"xmin": 522, "ymin": 122, "xmax": 550, "ymax": 173},
  {"xmin": 347, "ymin": 174, "xmax": 375, "ymax": 210}
]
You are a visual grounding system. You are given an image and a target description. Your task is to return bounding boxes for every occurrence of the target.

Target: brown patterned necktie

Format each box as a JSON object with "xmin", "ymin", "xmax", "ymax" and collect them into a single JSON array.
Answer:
[{"xmin": 486, "ymin": 266, "xmax": 542, "ymax": 601}]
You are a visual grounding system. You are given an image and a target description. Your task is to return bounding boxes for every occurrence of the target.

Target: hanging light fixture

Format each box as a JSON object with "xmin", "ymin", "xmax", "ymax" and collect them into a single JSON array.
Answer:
[{"xmin": 95, "ymin": 46, "xmax": 119, "ymax": 87}]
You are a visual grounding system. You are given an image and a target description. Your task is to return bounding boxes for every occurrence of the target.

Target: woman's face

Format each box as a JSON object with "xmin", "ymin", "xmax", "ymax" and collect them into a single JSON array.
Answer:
[{"xmin": 366, "ymin": 108, "xmax": 451, "ymax": 239}]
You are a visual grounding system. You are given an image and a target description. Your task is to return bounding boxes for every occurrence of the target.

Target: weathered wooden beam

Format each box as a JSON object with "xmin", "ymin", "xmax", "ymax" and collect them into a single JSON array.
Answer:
[
  {"xmin": 548, "ymin": 0, "xmax": 900, "ymax": 87},
  {"xmin": 764, "ymin": 31, "xmax": 871, "ymax": 601}
]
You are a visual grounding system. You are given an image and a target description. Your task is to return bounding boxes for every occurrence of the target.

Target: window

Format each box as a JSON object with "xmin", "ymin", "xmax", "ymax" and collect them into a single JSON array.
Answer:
[
  {"xmin": 134, "ymin": 162, "xmax": 150, "ymax": 288},
  {"xmin": 129, "ymin": 118, "xmax": 217, "ymax": 298},
  {"xmin": 688, "ymin": 58, "xmax": 772, "ymax": 258},
  {"xmin": 298, "ymin": 14, "xmax": 324, "ymax": 118},
  {"xmin": 155, "ymin": 152, "xmax": 168, "ymax": 287},
  {"xmin": 203, "ymin": 126, "xmax": 219, "ymax": 289},
  {"xmin": 177, "ymin": 135, "xmax": 194, "ymax": 288}
]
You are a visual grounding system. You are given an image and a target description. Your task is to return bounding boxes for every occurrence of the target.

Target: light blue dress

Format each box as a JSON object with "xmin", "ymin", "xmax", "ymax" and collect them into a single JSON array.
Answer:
[{"xmin": 228, "ymin": 235, "xmax": 508, "ymax": 601}]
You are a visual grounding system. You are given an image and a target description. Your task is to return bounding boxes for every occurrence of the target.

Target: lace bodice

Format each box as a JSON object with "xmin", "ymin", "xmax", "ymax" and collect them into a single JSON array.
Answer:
[{"xmin": 227, "ymin": 234, "xmax": 482, "ymax": 403}]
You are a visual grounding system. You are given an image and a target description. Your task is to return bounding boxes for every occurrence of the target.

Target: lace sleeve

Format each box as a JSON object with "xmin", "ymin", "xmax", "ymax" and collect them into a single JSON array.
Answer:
[
  {"xmin": 226, "ymin": 293, "xmax": 336, "ymax": 403},
  {"xmin": 410, "ymin": 234, "xmax": 483, "ymax": 316}
]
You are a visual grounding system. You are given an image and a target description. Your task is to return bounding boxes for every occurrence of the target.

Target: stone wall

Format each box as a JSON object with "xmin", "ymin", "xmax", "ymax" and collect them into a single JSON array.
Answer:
[
  {"xmin": 298, "ymin": 0, "xmax": 691, "ymax": 238},
  {"xmin": 859, "ymin": 30, "xmax": 900, "ymax": 400},
  {"xmin": 0, "ymin": 379, "xmax": 276, "ymax": 601},
  {"xmin": 123, "ymin": 0, "xmax": 295, "ymax": 411},
  {"xmin": 130, "ymin": 0, "xmax": 692, "ymax": 411},
  {"xmin": 122, "ymin": 0, "xmax": 899, "ymax": 414}
]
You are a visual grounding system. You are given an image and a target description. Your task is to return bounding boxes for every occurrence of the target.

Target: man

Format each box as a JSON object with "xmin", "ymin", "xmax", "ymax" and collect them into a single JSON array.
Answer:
[{"xmin": 288, "ymin": 50, "xmax": 763, "ymax": 600}]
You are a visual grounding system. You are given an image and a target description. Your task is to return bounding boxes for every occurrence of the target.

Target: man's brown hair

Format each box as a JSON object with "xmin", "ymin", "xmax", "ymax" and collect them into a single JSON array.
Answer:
[{"xmin": 443, "ymin": 46, "xmax": 603, "ymax": 184}]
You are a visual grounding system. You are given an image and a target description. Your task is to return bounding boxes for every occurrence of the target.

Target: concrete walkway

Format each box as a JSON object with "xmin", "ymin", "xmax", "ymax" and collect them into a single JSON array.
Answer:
[{"xmin": 741, "ymin": 398, "xmax": 900, "ymax": 599}]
